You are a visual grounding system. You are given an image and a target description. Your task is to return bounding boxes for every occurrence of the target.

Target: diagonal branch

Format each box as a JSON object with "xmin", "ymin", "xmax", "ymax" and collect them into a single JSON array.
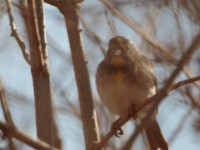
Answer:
[
  {"xmin": 79, "ymin": 16, "xmax": 106, "ymax": 56},
  {"xmin": 100, "ymin": 0, "xmax": 200, "ymax": 89},
  {"xmin": 121, "ymin": 32, "xmax": 200, "ymax": 150},
  {"xmin": 101, "ymin": 0, "xmax": 175, "ymax": 63},
  {"xmin": 170, "ymin": 76, "xmax": 200, "ymax": 91},
  {"xmin": 95, "ymin": 33, "xmax": 200, "ymax": 149},
  {"xmin": 0, "ymin": 121, "xmax": 59, "ymax": 150},
  {"xmin": 95, "ymin": 74, "xmax": 200, "ymax": 149}
]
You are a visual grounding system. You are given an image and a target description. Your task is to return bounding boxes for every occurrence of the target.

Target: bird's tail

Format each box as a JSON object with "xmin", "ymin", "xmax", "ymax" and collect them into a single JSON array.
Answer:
[{"xmin": 145, "ymin": 119, "xmax": 168, "ymax": 150}]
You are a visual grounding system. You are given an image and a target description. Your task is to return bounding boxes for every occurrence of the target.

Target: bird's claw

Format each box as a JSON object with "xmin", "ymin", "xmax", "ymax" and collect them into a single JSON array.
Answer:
[{"xmin": 111, "ymin": 118, "xmax": 124, "ymax": 138}]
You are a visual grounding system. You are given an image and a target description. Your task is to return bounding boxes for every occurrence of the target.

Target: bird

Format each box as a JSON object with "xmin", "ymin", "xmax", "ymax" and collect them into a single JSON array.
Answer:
[{"xmin": 96, "ymin": 36, "xmax": 168, "ymax": 150}]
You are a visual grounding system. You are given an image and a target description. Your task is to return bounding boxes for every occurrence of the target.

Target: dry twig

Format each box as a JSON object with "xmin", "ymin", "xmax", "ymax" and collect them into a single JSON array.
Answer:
[
  {"xmin": 80, "ymin": 16, "xmax": 106, "ymax": 55},
  {"xmin": 170, "ymin": 76, "xmax": 200, "ymax": 91},
  {"xmin": 59, "ymin": 0, "xmax": 100, "ymax": 149},
  {"xmin": 0, "ymin": 79, "xmax": 16, "ymax": 150},
  {"xmin": 5, "ymin": 0, "xmax": 30, "ymax": 64},
  {"xmin": 101, "ymin": 0, "xmax": 200, "ymax": 89},
  {"xmin": 95, "ymin": 33, "xmax": 200, "ymax": 149},
  {"xmin": 0, "ymin": 121, "xmax": 59, "ymax": 150},
  {"xmin": 27, "ymin": 0, "xmax": 56, "ymax": 147},
  {"xmin": 0, "ymin": 79, "xmax": 14, "ymax": 126},
  {"xmin": 121, "ymin": 33, "xmax": 200, "ymax": 150}
]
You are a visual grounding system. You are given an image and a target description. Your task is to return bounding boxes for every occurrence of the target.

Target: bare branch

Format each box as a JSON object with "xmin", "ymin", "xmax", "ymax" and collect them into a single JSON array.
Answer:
[
  {"xmin": 0, "ymin": 79, "xmax": 14, "ymax": 126},
  {"xmin": 80, "ymin": 16, "xmax": 106, "ymax": 56},
  {"xmin": 101, "ymin": 0, "xmax": 175, "ymax": 63},
  {"xmin": 60, "ymin": 0, "xmax": 100, "ymax": 149},
  {"xmin": 5, "ymin": 0, "xmax": 31, "ymax": 64},
  {"xmin": 170, "ymin": 76, "xmax": 200, "ymax": 91},
  {"xmin": 121, "ymin": 32, "xmax": 200, "ymax": 150},
  {"xmin": 168, "ymin": 107, "xmax": 192, "ymax": 144},
  {"xmin": 101, "ymin": 0, "xmax": 200, "ymax": 89},
  {"xmin": 95, "ymin": 75, "xmax": 200, "ymax": 149},
  {"xmin": 0, "ymin": 79, "xmax": 16, "ymax": 150},
  {"xmin": 27, "ymin": 0, "xmax": 56, "ymax": 146},
  {"xmin": 95, "ymin": 33, "xmax": 200, "ymax": 149},
  {"xmin": 0, "ymin": 121, "xmax": 59, "ymax": 150},
  {"xmin": 183, "ymin": 67, "xmax": 200, "ymax": 88}
]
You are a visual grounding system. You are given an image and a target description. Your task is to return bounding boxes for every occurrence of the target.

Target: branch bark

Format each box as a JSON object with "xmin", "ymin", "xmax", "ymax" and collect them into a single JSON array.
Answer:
[
  {"xmin": 121, "ymin": 33, "xmax": 200, "ymax": 150},
  {"xmin": 5, "ymin": 0, "xmax": 30, "ymax": 64},
  {"xmin": 0, "ymin": 79, "xmax": 16, "ymax": 150},
  {"xmin": 0, "ymin": 121, "xmax": 59, "ymax": 150},
  {"xmin": 101, "ymin": 0, "xmax": 200, "ymax": 89},
  {"xmin": 35, "ymin": 0, "xmax": 62, "ymax": 148},
  {"xmin": 27, "ymin": 0, "xmax": 56, "ymax": 147},
  {"xmin": 95, "ymin": 33, "xmax": 200, "ymax": 149},
  {"xmin": 60, "ymin": 0, "xmax": 100, "ymax": 149}
]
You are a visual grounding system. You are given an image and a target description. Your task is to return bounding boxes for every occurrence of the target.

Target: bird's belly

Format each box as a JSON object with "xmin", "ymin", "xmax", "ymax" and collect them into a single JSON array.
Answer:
[{"xmin": 98, "ymin": 79, "xmax": 147, "ymax": 117}]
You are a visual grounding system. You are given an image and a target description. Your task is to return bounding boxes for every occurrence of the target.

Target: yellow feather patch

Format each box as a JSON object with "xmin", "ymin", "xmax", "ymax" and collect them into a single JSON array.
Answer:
[{"xmin": 114, "ymin": 70, "xmax": 125, "ymax": 81}]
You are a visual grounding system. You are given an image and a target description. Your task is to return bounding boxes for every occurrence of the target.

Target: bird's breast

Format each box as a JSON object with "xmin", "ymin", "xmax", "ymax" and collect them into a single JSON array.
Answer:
[{"xmin": 97, "ymin": 69, "xmax": 142, "ymax": 117}]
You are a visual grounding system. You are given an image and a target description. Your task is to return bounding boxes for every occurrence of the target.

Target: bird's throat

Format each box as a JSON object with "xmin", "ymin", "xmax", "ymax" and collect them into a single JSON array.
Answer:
[{"xmin": 113, "ymin": 69, "xmax": 126, "ymax": 81}]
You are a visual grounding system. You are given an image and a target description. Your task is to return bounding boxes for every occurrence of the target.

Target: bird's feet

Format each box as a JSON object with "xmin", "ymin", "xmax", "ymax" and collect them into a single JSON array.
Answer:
[
  {"xmin": 128, "ymin": 105, "xmax": 139, "ymax": 121},
  {"xmin": 129, "ymin": 110, "xmax": 138, "ymax": 120},
  {"xmin": 111, "ymin": 118, "xmax": 124, "ymax": 138}
]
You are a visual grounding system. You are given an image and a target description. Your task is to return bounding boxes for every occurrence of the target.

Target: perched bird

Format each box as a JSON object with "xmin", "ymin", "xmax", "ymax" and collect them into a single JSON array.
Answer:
[{"xmin": 96, "ymin": 36, "xmax": 168, "ymax": 150}]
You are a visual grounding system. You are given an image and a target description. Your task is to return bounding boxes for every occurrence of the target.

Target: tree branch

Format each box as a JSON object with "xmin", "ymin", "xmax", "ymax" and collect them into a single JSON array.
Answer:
[
  {"xmin": 0, "ymin": 121, "xmax": 59, "ymax": 150},
  {"xmin": 0, "ymin": 79, "xmax": 16, "ymax": 150},
  {"xmin": 0, "ymin": 79, "xmax": 14, "ymax": 126},
  {"xmin": 60, "ymin": 0, "xmax": 100, "ymax": 149},
  {"xmin": 27, "ymin": 0, "xmax": 55, "ymax": 147},
  {"xmin": 5, "ymin": 0, "xmax": 30, "ymax": 64},
  {"xmin": 170, "ymin": 76, "xmax": 200, "ymax": 91},
  {"xmin": 100, "ymin": 0, "xmax": 200, "ymax": 89},
  {"xmin": 95, "ymin": 33, "xmax": 200, "ymax": 149},
  {"xmin": 121, "ymin": 32, "xmax": 200, "ymax": 150}
]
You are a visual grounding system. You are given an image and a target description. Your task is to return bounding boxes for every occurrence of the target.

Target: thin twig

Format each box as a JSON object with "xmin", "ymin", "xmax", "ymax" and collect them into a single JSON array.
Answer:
[
  {"xmin": 5, "ymin": 0, "xmax": 30, "ymax": 64},
  {"xmin": 79, "ymin": 16, "xmax": 106, "ymax": 56},
  {"xmin": 95, "ymin": 33, "xmax": 200, "ymax": 149},
  {"xmin": 0, "ymin": 121, "xmax": 59, "ymax": 150},
  {"xmin": 168, "ymin": 105, "xmax": 192, "ymax": 144},
  {"xmin": 101, "ymin": 0, "xmax": 200, "ymax": 89},
  {"xmin": 121, "ymin": 32, "xmax": 200, "ymax": 150},
  {"xmin": 170, "ymin": 76, "xmax": 200, "ymax": 91},
  {"xmin": 184, "ymin": 87, "xmax": 200, "ymax": 109},
  {"xmin": 101, "ymin": 0, "xmax": 175, "ymax": 63},
  {"xmin": 0, "ymin": 79, "xmax": 14, "ymax": 126},
  {"xmin": 104, "ymin": 10, "xmax": 117, "ymax": 35},
  {"xmin": 0, "ymin": 79, "xmax": 16, "ymax": 150},
  {"xmin": 95, "ymin": 75, "xmax": 200, "ymax": 149},
  {"xmin": 183, "ymin": 67, "xmax": 200, "ymax": 88},
  {"xmin": 136, "ymin": 76, "xmax": 200, "ymax": 115}
]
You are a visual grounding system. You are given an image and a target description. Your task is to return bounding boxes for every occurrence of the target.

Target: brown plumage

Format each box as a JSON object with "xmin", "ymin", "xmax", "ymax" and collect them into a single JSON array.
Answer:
[{"xmin": 96, "ymin": 36, "xmax": 168, "ymax": 150}]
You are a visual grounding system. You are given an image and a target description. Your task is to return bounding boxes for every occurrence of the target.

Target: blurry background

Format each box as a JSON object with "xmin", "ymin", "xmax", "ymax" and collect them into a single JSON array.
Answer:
[{"xmin": 0, "ymin": 0, "xmax": 200, "ymax": 149}]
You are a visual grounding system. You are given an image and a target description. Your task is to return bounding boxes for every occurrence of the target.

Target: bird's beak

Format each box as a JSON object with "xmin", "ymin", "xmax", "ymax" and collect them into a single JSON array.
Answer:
[
  {"xmin": 114, "ymin": 49, "xmax": 122, "ymax": 56},
  {"xmin": 111, "ymin": 49, "xmax": 124, "ymax": 66}
]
